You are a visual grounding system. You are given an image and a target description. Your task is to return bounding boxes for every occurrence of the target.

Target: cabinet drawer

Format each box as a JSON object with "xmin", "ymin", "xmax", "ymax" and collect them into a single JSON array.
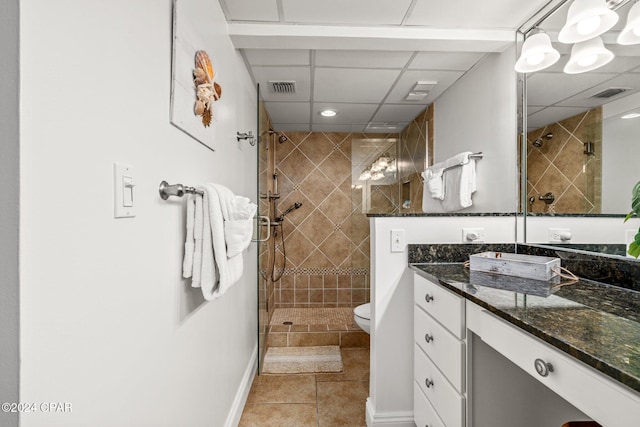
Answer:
[
  {"xmin": 415, "ymin": 344, "xmax": 465, "ymax": 427},
  {"xmin": 414, "ymin": 381, "xmax": 446, "ymax": 427},
  {"xmin": 414, "ymin": 306, "xmax": 465, "ymax": 392},
  {"xmin": 415, "ymin": 274, "xmax": 465, "ymax": 338},
  {"xmin": 480, "ymin": 309, "xmax": 640, "ymax": 427}
]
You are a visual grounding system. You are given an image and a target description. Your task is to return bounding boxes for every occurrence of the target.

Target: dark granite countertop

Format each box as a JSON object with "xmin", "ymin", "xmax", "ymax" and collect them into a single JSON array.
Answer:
[
  {"xmin": 411, "ymin": 262, "xmax": 640, "ymax": 394},
  {"xmin": 367, "ymin": 212, "xmax": 516, "ymax": 217}
]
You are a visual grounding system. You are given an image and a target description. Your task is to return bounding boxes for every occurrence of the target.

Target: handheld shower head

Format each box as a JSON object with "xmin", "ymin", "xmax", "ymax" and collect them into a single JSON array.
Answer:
[{"xmin": 278, "ymin": 202, "xmax": 302, "ymax": 221}]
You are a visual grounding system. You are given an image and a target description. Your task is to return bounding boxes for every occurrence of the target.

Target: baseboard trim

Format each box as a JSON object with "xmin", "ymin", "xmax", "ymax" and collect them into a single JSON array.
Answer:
[
  {"xmin": 366, "ymin": 398, "xmax": 414, "ymax": 427},
  {"xmin": 224, "ymin": 345, "xmax": 258, "ymax": 427}
]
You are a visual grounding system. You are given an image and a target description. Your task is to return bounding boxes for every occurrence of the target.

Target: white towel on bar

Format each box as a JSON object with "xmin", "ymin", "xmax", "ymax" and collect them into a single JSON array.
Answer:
[
  {"xmin": 421, "ymin": 152, "xmax": 477, "ymax": 212},
  {"xmin": 421, "ymin": 168, "xmax": 445, "ymax": 200},
  {"xmin": 200, "ymin": 184, "xmax": 251, "ymax": 300},
  {"xmin": 223, "ymin": 196, "xmax": 257, "ymax": 258},
  {"xmin": 182, "ymin": 195, "xmax": 196, "ymax": 279},
  {"xmin": 442, "ymin": 154, "xmax": 477, "ymax": 212}
]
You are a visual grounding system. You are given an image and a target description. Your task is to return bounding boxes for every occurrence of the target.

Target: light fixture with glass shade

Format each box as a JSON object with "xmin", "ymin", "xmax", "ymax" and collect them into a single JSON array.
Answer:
[
  {"xmin": 515, "ymin": 29, "xmax": 561, "ymax": 73},
  {"xmin": 558, "ymin": 0, "xmax": 619, "ymax": 43},
  {"xmin": 618, "ymin": 0, "xmax": 640, "ymax": 44},
  {"xmin": 563, "ymin": 36, "xmax": 615, "ymax": 73}
]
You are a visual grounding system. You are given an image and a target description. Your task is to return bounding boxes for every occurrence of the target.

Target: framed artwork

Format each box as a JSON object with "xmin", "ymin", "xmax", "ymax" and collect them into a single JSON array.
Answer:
[{"xmin": 170, "ymin": 0, "xmax": 222, "ymax": 151}]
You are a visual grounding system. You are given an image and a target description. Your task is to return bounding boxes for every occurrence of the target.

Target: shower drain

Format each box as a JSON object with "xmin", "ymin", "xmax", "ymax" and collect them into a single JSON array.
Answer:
[{"xmin": 283, "ymin": 321, "xmax": 293, "ymax": 325}]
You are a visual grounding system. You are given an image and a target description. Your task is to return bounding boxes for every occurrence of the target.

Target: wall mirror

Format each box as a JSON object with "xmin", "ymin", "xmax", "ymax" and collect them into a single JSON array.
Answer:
[{"xmin": 518, "ymin": 0, "xmax": 640, "ymax": 258}]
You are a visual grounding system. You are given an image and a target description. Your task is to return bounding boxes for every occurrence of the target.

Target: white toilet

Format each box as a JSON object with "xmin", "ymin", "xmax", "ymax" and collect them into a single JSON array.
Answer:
[{"xmin": 353, "ymin": 303, "xmax": 371, "ymax": 334}]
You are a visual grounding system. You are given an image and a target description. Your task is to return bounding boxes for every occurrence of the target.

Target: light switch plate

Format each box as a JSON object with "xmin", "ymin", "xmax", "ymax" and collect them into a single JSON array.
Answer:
[
  {"xmin": 391, "ymin": 229, "xmax": 405, "ymax": 252},
  {"xmin": 114, "ymin": 162, "xmax": 135, "ymax": 218}
]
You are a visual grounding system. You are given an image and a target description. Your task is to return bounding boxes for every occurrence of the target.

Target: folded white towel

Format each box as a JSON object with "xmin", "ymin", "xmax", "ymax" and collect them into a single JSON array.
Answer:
[
  {"xmin": 182, "ymin": 195, "xmax": 196, "ymax": 279},
  {"xmin": 201, "ymin": 184, "xmax": 245, "ymax": 300},
  {"xmin": 421, "ymin": 168, "xmax": 445, "ymax": 200},
  {"xmin": 225, "ymin": 196, "xmax": 257, "ymax": 257}
]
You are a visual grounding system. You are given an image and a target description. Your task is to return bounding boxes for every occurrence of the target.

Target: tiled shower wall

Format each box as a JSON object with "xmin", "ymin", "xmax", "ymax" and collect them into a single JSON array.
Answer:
[
  {"xmin": 399, "ymin": 104, "xmax": 434, "ymax": 213},
  {"xmin": 272, "ymin": 132, "xmax": 383, "ymax": 308},
  {"xmin": 526, "ymin": 107, "xmax": 602, "ymax": 214}
]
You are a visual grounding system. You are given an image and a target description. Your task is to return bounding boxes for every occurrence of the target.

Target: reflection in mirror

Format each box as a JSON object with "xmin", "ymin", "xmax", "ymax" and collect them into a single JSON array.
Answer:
[
  {"xmin": 519, "ymin": 0, "xmax": 640, "ymax": 258},
  {"xmin": 523, "ymin": 0, "xmax": 640, "ymax": 215}
]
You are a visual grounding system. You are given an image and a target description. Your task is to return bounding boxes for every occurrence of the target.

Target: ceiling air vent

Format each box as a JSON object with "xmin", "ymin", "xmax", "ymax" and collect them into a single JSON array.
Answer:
[
  {"xmin": 590, "ymin": 87, "xmax": 630, "ymax": 99},
  {"xmin": 269, "ymin": 81, "xmax": 296, "ymax": 94}
]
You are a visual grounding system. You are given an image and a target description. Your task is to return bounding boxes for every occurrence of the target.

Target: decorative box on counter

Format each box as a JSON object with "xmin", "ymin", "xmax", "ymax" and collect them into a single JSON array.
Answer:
[{"xmin": 469, "ymin": 251, "xmax": 561, "ymax": 281}]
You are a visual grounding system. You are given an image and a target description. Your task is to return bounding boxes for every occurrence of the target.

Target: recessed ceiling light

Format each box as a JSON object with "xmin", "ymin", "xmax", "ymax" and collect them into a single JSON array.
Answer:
[
  {"xmin": 621, "ymin": 112, "xmax": 640, "ymax": 119},
  {"xmin": 320, "ymin": 109, "xmax": 337, "ymax": 117}
]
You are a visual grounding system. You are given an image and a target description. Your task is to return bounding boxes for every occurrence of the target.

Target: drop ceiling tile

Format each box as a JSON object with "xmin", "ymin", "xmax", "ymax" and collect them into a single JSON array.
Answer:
[
  {"xmin": 252, "ymin": 66, "xmax": 311, "ymax": 102},
  {"xmin": 314, "ymin": 68, "xmax": 401, "ymax": 103},
  {"xmin": 556, "ymin": 74, "xmax": 640, "ymax": 108},
  {"xmin": 405, "ymin": 0, "xmax": 546, "ymax": 28},
  {"xmin": 312, "ymin": 123, "xmax": 367, "ymax": 133},
  {"xmin": 527, "ymin": 106, "xmax": 589, "ymax": 130},
  {"xmin": 222, "ymin": 0, "xmax": 279, "ymax": 22},
  {"xmin": 526, "ymin": 72, "xmax": 617, "ymax": 106},
  {"xmin": 272, "ymin": 123, "xmax": 312, "ymax": 132},
  {"xmin": 312, "ymin": 103, "xmax": 378, "ymax": 125},
  {"xmin": 315, "ymin": 50, "xmax": 413, "ymax": 69},
  {"xmin": 372, "ymin": 104, "xmax": 427, "ymax": 123},
  {"xmin": 244, "ymin": 49, "xmax": 310, "ymax": 66},
  {"xmin": 282, "ymin": 0, "xmax": 413, "ymax": 25},
  {"xmin": 409, "ymin": 52, "xmax": 485, "ymax": 71},
  {"xmin": 385, "ymin": 70, "xmax": 464, "ymax": 104},
  {"xmin": 265, "ymin": 102, "xmax": 311, "ymax": 123}
]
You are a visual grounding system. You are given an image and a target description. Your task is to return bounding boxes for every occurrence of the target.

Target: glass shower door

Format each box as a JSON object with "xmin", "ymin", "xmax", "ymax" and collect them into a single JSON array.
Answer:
[{"xmin": 257, "ymin": 84, "xmax": 270, "ymax": 373}]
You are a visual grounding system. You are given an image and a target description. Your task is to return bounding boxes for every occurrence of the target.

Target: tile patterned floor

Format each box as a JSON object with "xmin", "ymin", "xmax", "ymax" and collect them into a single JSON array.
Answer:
[
  {"xmin": 239, "ymin": 348, "xmax": 369, "ymax": 427},
  {"xmin": 270, "ymin": 308, "xmax": 354, "ymax": 326}
]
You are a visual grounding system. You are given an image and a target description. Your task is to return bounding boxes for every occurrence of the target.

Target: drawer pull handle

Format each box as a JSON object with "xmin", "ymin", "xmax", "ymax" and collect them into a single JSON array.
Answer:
[
  {"xmin": 424, "ymin": 293, "xmax": 434, "ymax": 303},
  {"xmin": 424, "ymin": 333, "xmax": 434, "ymax": 343},
  {"xmin": 534, "ymin": 358, "xmax": 554, "ymax": 377},
  {"xmin": 425, "ymin": 378, "xmax": 434, "ymax": 388}
]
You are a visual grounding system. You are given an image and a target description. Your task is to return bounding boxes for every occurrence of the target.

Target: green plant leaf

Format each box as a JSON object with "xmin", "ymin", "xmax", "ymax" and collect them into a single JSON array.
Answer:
[
  {"xmin": 631, "ymin": 181, "xmax": 640, "ymax": 218},
  {"xmin": 628, "ymin": 241, "xmax": 640, "ymax": 258},
  {"xmin": 626, "ymin": 181, "xmax": 640, "ymax": 258}
]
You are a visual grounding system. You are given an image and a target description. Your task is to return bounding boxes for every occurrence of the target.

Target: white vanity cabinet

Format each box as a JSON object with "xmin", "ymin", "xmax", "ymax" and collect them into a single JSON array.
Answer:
[{"xmin": 413, "ymin": 273, "xmax": 467, "ymax": 427}]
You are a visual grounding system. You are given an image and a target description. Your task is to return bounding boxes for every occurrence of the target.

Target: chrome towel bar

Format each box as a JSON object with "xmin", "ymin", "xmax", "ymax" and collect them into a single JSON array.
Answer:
[{"xmin": 159, "ymin": 181, "xmax": 204, "ymax": 200}]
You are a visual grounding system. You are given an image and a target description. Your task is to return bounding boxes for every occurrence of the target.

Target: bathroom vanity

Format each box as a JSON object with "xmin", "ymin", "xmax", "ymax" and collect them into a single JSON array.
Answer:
[{"xmin": 411, "ymin": 256, "xmax": 640, "ymax": 427}]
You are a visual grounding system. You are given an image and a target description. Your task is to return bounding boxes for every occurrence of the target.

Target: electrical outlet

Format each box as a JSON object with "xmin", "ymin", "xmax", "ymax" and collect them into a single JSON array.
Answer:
[
  {"xmin": 391, "ymin": 229, "xmax": 405, "ymax": 252},
  {"xmin": 462, "ymin": 228, "xmax": 485, "ymax": 243},
  {"xmin": 548, "ymin": 228, "xmax": 572, "ymax": 242}
]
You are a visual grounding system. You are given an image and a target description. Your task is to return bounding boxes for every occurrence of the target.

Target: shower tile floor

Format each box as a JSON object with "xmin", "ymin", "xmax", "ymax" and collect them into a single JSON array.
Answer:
[
  {"xmin": 270, "ymin": 307, "xmax": 354, "ymax": 328},
  {"xmin": 267, "ymin": 308, "xmax": 369, "ymax": 349}
]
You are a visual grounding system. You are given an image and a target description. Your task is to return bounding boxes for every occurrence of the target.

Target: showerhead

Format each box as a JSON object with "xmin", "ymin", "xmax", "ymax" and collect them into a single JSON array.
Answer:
[
  {"xmin": 532, "ymin": 132, "xmax": 553, "ymax": 148},
  {"xmin": 278, "ymin": 134, "xmax": 288, "ymax": 143},
  {"xmin": 278, "ymin": 202, "xmax": 302, "ymax": 221}
]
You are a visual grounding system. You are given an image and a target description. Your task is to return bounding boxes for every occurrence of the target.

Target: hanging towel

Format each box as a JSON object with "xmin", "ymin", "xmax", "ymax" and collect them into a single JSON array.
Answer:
[
  {"xmin": 421, "ymin": 168, "xmax": 445, "ymax": 200},
  {"xmin": 223, "ymin": 195, "xmax": 257, "ymax": 258},
  {"xmin": 201, "ymin": 184, "xmax": 246, "ymax": 300},
  {"xmin": 182, "ymin": 184, "xmax": 250, "ymax": 301},
  {"xmin": 442, "ymin": 154, "xmax": 477, "ymax": 212}
]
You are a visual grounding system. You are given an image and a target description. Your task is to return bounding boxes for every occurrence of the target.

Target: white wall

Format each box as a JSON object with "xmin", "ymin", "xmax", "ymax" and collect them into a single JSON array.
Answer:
[
  {"xmin": 368, "ymin": 216, "xmax": 516, "ymax": 425},
  {"xmin": 427, "ymin": 46, "xmax": 518, "ymax": 213},
  {"xmin": 19, "ymin": 1, "xmax": 257, "ymax": 426},
  {"xmin": 602, "ymin": 91, "xmax": 640, "ymax": 214},
  {"xmin": 0, "ymin": 1, "xmax": 20, "ymax": 426}
]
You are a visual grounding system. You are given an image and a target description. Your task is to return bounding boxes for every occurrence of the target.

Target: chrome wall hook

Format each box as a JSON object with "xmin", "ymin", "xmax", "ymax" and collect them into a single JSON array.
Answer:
[{"xmin": 236, "ymin": 131, "xmax": 255, "ymax": 146}]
